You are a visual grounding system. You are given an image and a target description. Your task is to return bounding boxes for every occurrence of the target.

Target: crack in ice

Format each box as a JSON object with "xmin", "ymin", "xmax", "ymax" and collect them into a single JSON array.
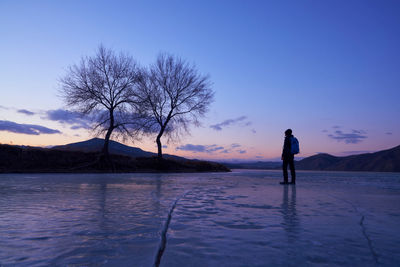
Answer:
[
  {"xmin": 359, "ymin": 215, "xmax": 379, "ymax": 264},
  {"xmin": 153, "ymin": 192, "xmax": 188, "ymax": 267},
  {"xmin": 329, "ymin": 194, "xmax": 379, "ymax": 264}
]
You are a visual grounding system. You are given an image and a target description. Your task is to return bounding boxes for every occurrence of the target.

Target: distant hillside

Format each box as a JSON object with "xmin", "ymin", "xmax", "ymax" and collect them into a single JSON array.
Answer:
[
  {"xmin": 224, "ymin": 145, "xmax": 400, "ymax": 172},
  {"xmin": 53, "ymin": 138, "xmax": 185, "ymax": 161},
  {"xmin": 223, "ymin": 161, "xmax": 281, "ymax": 170},
  {"xmin": 296, "ymin": 145, "xmax": 400, "ymax": 172}
]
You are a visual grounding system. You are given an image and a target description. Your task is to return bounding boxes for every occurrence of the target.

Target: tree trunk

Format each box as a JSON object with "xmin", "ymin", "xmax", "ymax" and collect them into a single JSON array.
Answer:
[
  {"xmin": 156, "ymin": 134, "xmax": 162, "ymax": 159},
  {"xmin": 156, "ymin": 126, "xmax": 165, "ymax": 159},
  {"xmin": 102, "ymin": 127, "xmax": 113, "ymax": 157},
  {"xmin": 102, "ymin": 110, "xmax": 115, "ymax": 160}
]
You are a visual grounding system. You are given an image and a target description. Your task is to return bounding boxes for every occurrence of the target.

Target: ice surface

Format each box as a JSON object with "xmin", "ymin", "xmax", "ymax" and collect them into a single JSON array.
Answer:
[{"xmin": 0, "ymin": 170, "xmax": 399, "ymax": 266}]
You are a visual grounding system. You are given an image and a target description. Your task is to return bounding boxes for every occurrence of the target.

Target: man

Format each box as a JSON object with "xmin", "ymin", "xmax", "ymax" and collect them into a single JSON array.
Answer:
[{"xmin": 281, "ymin": 129, "xmax": 296, "ymax": 185}]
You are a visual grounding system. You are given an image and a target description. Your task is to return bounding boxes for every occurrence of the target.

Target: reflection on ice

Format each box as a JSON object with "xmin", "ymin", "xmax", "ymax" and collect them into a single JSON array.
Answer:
[
  {"xmin": 0, "ymin": 170, "xmax": 399, "ymax": 266},
  {"xmin": 281, "ymin": 185, "xmax": 299, "ymax": 243}
]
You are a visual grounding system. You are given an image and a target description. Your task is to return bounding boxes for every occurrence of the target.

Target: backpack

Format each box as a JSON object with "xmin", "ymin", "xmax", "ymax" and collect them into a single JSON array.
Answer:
[{"xmin": 291, "ymin": 136, "xmax": 300, "ymax": 154}]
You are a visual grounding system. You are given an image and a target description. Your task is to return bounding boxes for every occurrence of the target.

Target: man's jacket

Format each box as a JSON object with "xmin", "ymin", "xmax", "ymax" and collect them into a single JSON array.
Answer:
[{"xmin": 282, "ymin": 135, "xmax": 294, "ymax": 158}]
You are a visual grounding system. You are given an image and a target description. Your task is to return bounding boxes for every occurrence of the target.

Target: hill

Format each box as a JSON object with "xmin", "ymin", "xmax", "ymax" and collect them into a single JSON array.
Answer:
[
  {"xmin": 296, "ymin": 145, "xmax": 400, "ymax": 172},
  {"xmin": 52, "ymin": 138, "xmax": 185, "ymax": 160},
  {"xmin": 0, "ymin": 140, "xmax": 229, "ymax": 173}
]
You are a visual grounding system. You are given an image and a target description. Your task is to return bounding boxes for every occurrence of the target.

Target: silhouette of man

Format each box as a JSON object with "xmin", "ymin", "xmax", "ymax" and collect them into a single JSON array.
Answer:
[{"xmin": 281, "ymin": 129, "xmax": 296, "ymax": 185}]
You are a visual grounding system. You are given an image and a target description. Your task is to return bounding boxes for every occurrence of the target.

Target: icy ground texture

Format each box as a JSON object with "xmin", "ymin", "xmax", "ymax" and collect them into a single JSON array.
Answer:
[{"xmin": 0, "ymin": 170, "xmax": 399, "ymax": 266}]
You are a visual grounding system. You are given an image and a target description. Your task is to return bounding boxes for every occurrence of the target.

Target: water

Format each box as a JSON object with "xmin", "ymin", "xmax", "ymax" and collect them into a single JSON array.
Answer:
[{"xmin": 0, "ymin": 170, "xmax": 399, "ymax": 266}]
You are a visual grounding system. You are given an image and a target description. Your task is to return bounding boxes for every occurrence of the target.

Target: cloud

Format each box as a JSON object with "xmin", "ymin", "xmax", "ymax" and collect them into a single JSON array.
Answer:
[
  {"xmin": 251, "ymin": 129, "xmax": 256, "ymax": 134},
  {"xmin": 44, "ymin": 109, "xmax": 91, "ymax": 129},
  {"xmin": 221, "ymin": 143, "xmax": 247, "ymax": 154},
  {"xmin": 386, "ymin": 132, "xmax": 393, "ymax": 135},
  {"xmin": 0, "ymin": 120, "xmax": 61, "ymax": 135},
  {"xmin": 17, "ymin": 109, "xmax": 35, "ymax": 116},
  {"xmin": 176, "ymin": 144, "xmax": 208, "ymax": 153},
  {"xmin": 176, "ymin": 143, "xmax": 248, "ymax": 155},
  {"xmin": 327, "ymin": 129, "xmax": 367, "ymax": 144},
  {"xmin": 162, "ymin": 145, "xmax": 168, "ymax": 148},
  {"xmin": 332, "ymin": 125, "xmax": 341, "ymax": 129},
  {"xmin": 176, "ymin": 144, "xmax": 225, "ymax": 154},
  {"xmin": 209, "ymin": 146, "xmax": 224, "ymax": 152},
  {"xmin": 210, "ymin": 116, "xmax": 248, "ymax": 131}
]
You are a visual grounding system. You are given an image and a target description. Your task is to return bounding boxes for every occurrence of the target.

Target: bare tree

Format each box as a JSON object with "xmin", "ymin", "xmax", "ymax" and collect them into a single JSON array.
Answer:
[
  {"xmin": 60, "ymin": 45, "xmax": 141, "ymax": 159},
  {"xmin": 137, "ymin": 53, "xmax": 214, "ymax": 159}
]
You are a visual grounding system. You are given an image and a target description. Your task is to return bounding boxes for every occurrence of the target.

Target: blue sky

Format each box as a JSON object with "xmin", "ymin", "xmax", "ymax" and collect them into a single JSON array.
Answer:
[{"xmin": 0, "ymin": 0, "xmax": 399, "ymax": 160}]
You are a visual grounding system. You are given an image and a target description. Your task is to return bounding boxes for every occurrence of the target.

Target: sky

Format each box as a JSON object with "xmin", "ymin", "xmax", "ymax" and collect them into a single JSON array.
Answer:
[{"xmin": 0, "ymin": 0, "xmax": 399, "ymax": 161}]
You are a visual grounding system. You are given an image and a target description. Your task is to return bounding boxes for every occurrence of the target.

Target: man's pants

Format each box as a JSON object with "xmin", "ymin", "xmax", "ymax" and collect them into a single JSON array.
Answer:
[{"xmin": 282, "ymin": 157, "xmax": 296, "ymax": 183}]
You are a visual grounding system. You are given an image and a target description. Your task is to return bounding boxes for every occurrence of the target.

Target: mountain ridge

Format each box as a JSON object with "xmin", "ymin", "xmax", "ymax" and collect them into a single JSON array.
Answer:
[
  {"xmin": 4, "ymin": 138, "xmax": 399, "ymax": 172},
  {"xmin": 225, "ymin": 145, "xmax": 400, "ymax": 172},
  {"xmin": 296, "ymin": 145, "xmax": 400, "ymax": 172}
]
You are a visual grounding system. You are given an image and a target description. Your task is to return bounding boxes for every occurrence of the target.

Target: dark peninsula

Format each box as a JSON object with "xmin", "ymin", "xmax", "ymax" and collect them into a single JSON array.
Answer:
[{"xmin": 0, "ymin": 138, "xmax": 230, "ymax": 173}]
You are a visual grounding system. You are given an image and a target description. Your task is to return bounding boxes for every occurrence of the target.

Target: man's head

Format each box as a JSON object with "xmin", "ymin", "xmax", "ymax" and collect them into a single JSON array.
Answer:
[{"xmin": 285, "ymin": 129, "xmax": 292, "ymax": 136}]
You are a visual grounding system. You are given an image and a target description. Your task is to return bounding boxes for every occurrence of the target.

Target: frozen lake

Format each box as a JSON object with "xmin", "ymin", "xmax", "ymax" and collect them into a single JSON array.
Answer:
[{"xmin": 0, "ymin": 170, "xmax": 399, "ymax": 266}]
